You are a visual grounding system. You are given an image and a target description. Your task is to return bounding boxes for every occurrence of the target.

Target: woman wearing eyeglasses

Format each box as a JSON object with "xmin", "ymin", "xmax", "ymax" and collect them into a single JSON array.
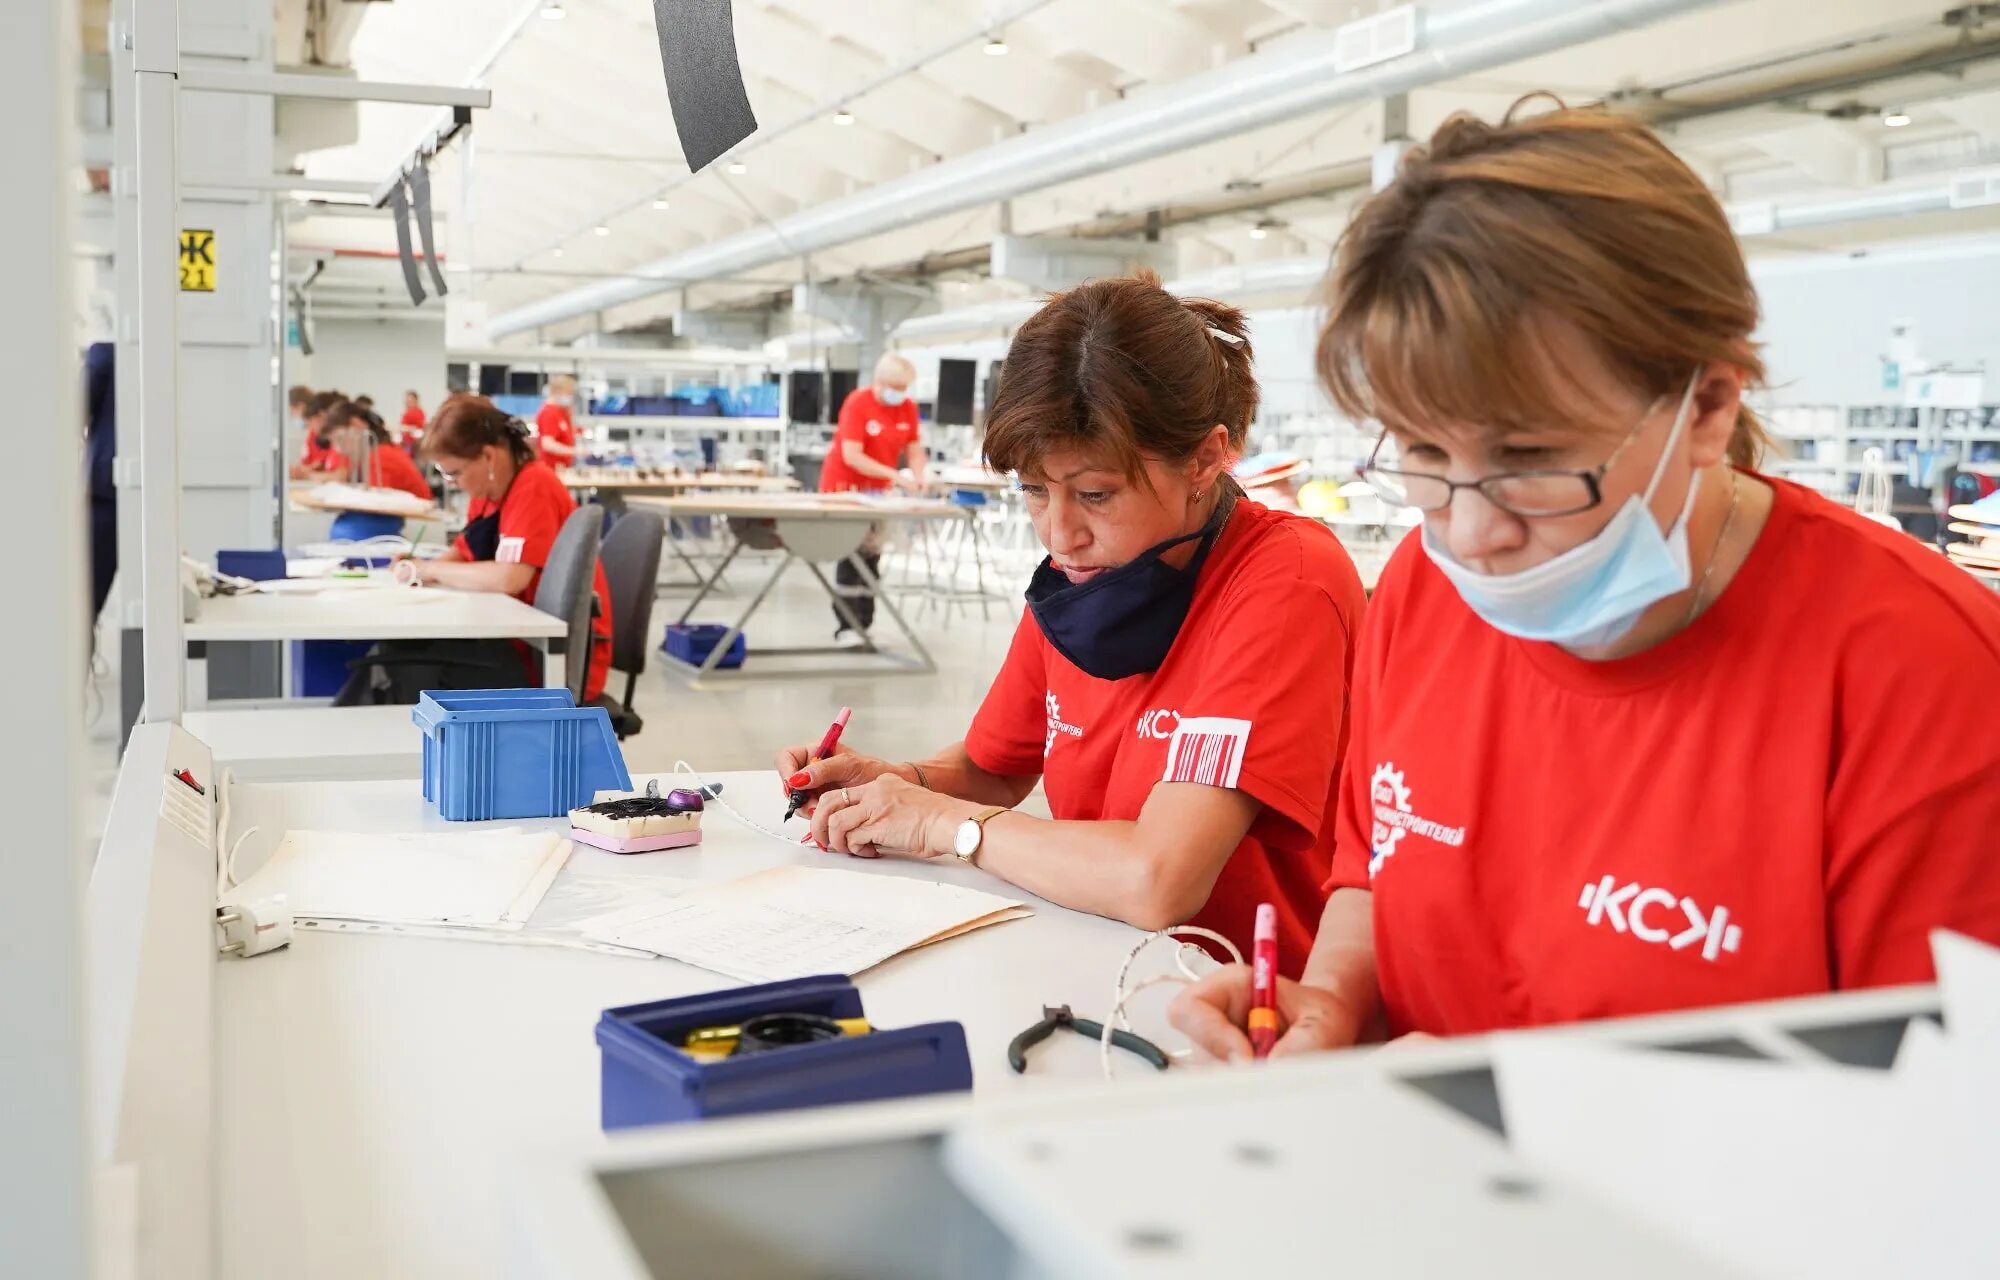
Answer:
[{"xmin": 1172, "ymin": 103, "xmax": 2000, "ymax": 1060}]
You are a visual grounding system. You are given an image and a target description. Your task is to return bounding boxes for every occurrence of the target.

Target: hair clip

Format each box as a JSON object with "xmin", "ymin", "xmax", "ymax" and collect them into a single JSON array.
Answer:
[{"xmin": 1205, "ymin": 325, "xmax": 1245, "ymax": 347}]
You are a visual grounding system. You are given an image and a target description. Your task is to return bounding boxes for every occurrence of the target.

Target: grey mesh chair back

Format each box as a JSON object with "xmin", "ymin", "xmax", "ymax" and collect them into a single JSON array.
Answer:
[
  {"xmin": 598, "ymin": 511, "xmax": 665, "ymax": 685},
  {"xmin": 533, "ymin": 503, "xmax": 604, "ymax": 704}
]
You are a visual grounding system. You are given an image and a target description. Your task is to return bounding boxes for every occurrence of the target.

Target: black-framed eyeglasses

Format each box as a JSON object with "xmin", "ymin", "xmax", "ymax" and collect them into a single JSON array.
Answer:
[{"xmin": 1356, "ymin": 400, "xmax": 1664, "ymax": 519}]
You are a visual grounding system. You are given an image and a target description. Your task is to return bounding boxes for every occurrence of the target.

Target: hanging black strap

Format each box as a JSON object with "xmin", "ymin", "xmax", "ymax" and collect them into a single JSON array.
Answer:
[
  {"xmin": 409, "ymin": 156, "xmax": 449, "ymax": 298},
  {"xmin": 650, "ymin": 0, "xmax": 758, "ymax": 173},
  {"xmin": 388, "ymin": 178, "xmax": 427, "ymax": 306}
]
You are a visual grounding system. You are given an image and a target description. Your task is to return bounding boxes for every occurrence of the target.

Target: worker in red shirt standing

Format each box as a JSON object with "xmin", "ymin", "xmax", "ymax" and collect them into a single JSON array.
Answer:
[
  {"xmin": 818, "ymin": 353, "xmax": 926, "ymax": 646},
  {"xmin": 774, "ymin": 276, "xmax": 1367, "ymax": 964},
  {"xmin": 336, "ymin": 395, "xmax": 612, "ymax": 705},
  {"xmin": 399, "ymin": 390, "xmax": 428, "ymax": 451},
  {"xmin": 534, "ymin": 373, "xmax": 580, "ymax": 471},
  {"xmin": 1172, "ymin": 104, "xmax": 2000, "ymax": 1061}
]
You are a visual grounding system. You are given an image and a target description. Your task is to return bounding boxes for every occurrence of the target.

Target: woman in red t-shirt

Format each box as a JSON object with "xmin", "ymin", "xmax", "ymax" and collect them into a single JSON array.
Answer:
[
  {"xmin": 774, "ymin": 274, "xmax": 1367, "ymax": 965},
  {"xmin": 534, "ymin": 374, "xmax": 579, "ymax": 470},
  {"xmin": 1172, "ymin": 103, "xmax": 2000, "ymax": 1061},
  {"xmin": 333, "ymin": 395, "xmax": 613, "ymax": 706}
]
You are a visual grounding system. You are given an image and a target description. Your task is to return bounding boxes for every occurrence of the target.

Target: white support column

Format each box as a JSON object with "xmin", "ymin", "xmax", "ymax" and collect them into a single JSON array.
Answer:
[
  {"xmin": 0, "ymin": 1, "xmax": 90, "ymax": 1278},
  {"xmin": 133, "ymin": 0, "xmax": 184, "ymax": 724}
]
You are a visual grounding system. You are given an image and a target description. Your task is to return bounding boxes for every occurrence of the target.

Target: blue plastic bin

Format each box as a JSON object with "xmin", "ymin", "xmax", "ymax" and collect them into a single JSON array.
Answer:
[
  {"xmin": 412, "ymin": 688, "xmax": 632, "ymax": 821},
  {"xmin": 291, "ymin": 640, "xmax": 373, "ymax": 698},
  {"xmin": 662, "ymin": 623, "xmax": 746, "ymax": 670},
  {"xmin": 595, "ymin": 975, "xmax": 972, "ymax": 1129},
  {"xmin": 216, "ymin": 548, "xmax": 288, "ymax": 581}
]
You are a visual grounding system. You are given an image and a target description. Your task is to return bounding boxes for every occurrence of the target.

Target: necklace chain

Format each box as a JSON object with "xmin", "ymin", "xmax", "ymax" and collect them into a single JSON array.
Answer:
[{"xmin": 1683, "ymin": 472, "xmax": 1741, "ymax": 628}]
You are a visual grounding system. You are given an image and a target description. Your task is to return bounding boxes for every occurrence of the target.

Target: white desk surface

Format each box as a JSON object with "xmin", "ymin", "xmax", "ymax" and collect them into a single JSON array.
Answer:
[
  {"xmin": 181, "ymin": 706, "xmax": 421, "ymax": 779},
  {"xmin": 558, "ymin": 471, "xmax": 796, "ymax": 492},
  {"xmin": 186, "ymin": 586, "xmax": 567, "ymax": 643},
  {"xmin": 213, "ymin": 769, "xmax": 1143, "ymax": 1279},
  {"xmin": 636, "ymin": 493, "xmax": 964, "ymax": 520}
]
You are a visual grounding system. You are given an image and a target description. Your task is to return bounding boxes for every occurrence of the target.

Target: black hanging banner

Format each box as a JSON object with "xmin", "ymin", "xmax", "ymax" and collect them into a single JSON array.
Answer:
[
  {"xmin": 652, "ymin": 0, "xmax": 758, "ymax": 172},
  {"xmin": 388, "ymin": 179, "xmax": 427, "ymax": 306},
  {"xmin": 410, "ymin": 157, "xmax": 450, "ymax": 298}
]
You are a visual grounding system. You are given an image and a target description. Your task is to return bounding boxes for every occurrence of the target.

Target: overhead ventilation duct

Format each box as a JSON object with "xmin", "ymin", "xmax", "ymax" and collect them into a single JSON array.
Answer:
[
  {"xmin": 490, "ymin": 0, "xmax": 1724, "ymax": 338},
  {"xmin": 989, "ymin": 234, "xmax": 1178, "ymax": 291},
  {"xmin": 1726, "ymin": 181, "xmax": 1958, "ymax": 237}
]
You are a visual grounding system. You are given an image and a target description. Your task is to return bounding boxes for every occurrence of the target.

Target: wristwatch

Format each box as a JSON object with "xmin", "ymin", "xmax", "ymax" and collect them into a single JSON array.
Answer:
[{"xmin": 952, "ymin": 806, "xmax": 1009, "ymax": 864}]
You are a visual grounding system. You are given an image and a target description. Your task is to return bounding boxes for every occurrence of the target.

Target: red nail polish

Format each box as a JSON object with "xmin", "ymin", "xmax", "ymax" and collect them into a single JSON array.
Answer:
[{"xmin": 787, "ymin": 771, "xmax": 811, "ymax": 788}]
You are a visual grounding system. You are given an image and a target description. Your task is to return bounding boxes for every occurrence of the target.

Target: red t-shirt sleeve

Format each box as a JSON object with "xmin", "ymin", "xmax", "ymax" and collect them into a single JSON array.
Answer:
[
  {"xmin": 1823, "ymin": 597, "xmax": 2000, "ymax": 986},
  {"xmin": 1174, "ymin": 536, "xmax": 1356, "ymax": 853},
  {"xmin": 498, "ymin": 468, "xmax": 570, "ymax": 571},
  {"xmin": 963, "ymin": 613, "xmax": 1051, "ymax": 778}
]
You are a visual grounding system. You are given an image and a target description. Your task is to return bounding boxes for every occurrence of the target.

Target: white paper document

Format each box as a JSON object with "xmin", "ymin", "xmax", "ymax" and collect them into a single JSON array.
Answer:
[
  {"xmin": 222, "ymin": 829, "xmax": 571, "ymax": 929},
  {"xmin": 577, "ymin": 866, "xmax": 1031, "ymax": 982}
]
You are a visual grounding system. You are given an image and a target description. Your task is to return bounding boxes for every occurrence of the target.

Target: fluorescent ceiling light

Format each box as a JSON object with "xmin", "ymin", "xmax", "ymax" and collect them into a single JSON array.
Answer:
[
  {"xmin": 984, "ymin": 36, "xmax": 1008, "ymax": 55},
  {"xmin": 833, "ymin": 109, "xmax": 855, "ymax": 125},
  {"xmin": 593, "ymin": 224, "xmax": 610, "ymax": 236},
  {"xmin": 552, "ymin": 246, "xmax": 564, "ymax": 258},
  {"xmin": 1883, "ymin": 109, "xmax": 1912, "ymax": 128},
  {"xmin": 540, "ymin": 2, "xmax": 565, "ymax": 19},
  {"xmin": 726, "ymin": 160, "xmax": 748, "ymax": 175},
  {"xmin": 1248, "ymin": 224, "xmax": 1268, "ymax": 240},
  {"xmin": 652, "ymin": 197, "xmax": 671, "ymax": 210}
]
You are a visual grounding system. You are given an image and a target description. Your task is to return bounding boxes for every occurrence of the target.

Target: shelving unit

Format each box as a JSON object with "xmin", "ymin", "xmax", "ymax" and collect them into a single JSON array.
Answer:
[{"xmin": 1759, "ymin": 401, "xmax": 2000, "ymax": 501}]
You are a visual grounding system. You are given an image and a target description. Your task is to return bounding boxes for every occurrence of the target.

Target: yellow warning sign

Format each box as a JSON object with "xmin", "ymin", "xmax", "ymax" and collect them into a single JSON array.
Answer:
[{"xmin": 178, "ymin": 229, "xmax": 215, "ymax": 292}]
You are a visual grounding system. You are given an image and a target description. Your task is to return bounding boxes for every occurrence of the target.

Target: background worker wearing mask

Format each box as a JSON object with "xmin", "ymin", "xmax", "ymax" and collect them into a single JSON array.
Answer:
[
  {"xmin": 1171, "ymin": 103, "xmax": 2000, "ymax": 1062},
  {"xmin": 779, "ymin": 276, "xmax": 1365, "ymax": 963},
  {"xmin": 817, "ymin": 352, "xmax": 927, "ymax": 646},
  {"xmin": 534, "ymin": 373, "xmax": 580, "ymax": 470}
]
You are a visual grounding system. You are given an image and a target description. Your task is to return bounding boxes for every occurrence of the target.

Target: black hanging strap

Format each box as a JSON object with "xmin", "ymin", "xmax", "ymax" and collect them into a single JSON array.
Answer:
[{"xmin": 651, "ymin": 0, "xmax": 759, "ymax": 173}]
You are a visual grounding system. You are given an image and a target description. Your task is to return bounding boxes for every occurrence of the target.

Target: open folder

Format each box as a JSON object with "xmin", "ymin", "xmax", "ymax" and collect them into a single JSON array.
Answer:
[{"xmin": 577, "ymin": 865, "xmax": 1032, "ymax": 983}]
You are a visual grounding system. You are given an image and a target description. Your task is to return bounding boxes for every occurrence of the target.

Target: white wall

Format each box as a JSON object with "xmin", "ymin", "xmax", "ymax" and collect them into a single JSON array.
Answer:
[
  {"xmin": 1748, "ymin": 237, "xmax": 2000, "ymax": 407},
  {"xmin": 289, "ymin": 316, "xmax": 448, "ymax": 414}
]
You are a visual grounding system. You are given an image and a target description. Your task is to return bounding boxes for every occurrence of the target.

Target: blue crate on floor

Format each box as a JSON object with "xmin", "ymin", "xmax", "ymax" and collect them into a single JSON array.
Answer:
[
  {"xmin": 290, "ymin": 640, "xmax": 374, "ymax": 698},
  {"xmin": 595, "ymin": 975, "xmax": 971, "ymax": 1129},
  {"xmin": 662, "ymin": 623, "xmax": 746, "ymax": 670},
  {"xmin": 412, "ymin": 688, "xmax": 631, "ymax": 821}
]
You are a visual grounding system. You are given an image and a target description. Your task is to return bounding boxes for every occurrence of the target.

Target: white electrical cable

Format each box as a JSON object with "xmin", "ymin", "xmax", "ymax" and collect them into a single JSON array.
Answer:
[
  {"xmin": 1100, "ymin": 926, "xmax": 1244, "ymax": 1080},
  {"xmin": 211, "ymin": 767, "xmax": 259, "ymax": 898},
  {"xmin": 671, "ymin": 760, "xmax": 800, "ymax": 846}
]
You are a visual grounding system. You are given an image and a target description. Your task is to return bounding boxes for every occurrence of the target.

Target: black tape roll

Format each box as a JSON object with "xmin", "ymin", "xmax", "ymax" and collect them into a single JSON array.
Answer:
[{"xmin": 731, "ymin": 1012, "xmax": 844, "ymax": 1056}]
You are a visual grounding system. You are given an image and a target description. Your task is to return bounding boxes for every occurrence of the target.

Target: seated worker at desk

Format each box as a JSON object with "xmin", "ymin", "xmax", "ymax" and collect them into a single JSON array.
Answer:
[
  {"xmin": 779, "ymin": 274, "xmax": 1367, "ymax": 964},
  {"xmin": 333, "ymin": 394, "xmax": 613, "ymax": 706},
  {"xmin": 288, "ymin": 390, "xmax": 347, "ymax": 480},
  {"xmin": 1169, "ymin": 104, "xmax": 2000, "ymax": 1061},
  {"xmin": 819, "ymin": 352, "xmax": 927, "ymax": 648},
  {"xmin": 319, "ymin": 402, "xmax": 435, "ymax": 541}
]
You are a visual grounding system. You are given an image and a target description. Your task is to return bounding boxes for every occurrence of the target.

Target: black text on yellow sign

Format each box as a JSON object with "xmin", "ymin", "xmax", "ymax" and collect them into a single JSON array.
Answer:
[{"xmin": 178, "ymin": 229, "xmax": 216, "ymax": 292}]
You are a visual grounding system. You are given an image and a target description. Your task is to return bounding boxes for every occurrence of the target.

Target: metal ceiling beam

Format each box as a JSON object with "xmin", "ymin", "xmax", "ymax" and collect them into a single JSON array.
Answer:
[{"xmin": 490, "ymin": 0, "xmax": 1726, "ymax": 339}]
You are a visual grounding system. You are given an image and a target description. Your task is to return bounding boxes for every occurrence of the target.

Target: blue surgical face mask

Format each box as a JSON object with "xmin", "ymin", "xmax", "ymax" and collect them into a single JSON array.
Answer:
[
  {"xmin": 1420, "ymin": 373, "xmax": 1704, "ymax": 650},
  {"xmin": 1025, "ymin": 486, "xmax": 1235, "ymax": 680},
  {"xmin": 876, "ymin": 387, "xmax": 908, "ymax": 406}
]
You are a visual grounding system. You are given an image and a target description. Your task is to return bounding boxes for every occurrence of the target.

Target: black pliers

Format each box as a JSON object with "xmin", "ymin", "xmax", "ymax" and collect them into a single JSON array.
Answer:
[{"xmin": 1007, "ymin": 1004, "xmax": 1170, "ymax": 1074}]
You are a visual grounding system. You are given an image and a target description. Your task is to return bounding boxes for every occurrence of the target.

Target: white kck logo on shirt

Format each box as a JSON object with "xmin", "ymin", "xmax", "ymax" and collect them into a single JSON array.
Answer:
[
  {"xmin": 1135, "ymin": 709, "xmax": 1181, "ymax": 741},
  {"xmin": 1577, "ymin": 876, "xmax": 1743, "ymax": 962}
]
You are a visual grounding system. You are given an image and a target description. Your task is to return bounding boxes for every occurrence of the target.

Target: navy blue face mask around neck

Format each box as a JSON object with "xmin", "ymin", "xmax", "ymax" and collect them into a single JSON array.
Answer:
[{"xmin": 1025, "ymin": 486, "xmax": 1237, "ymax": 681}]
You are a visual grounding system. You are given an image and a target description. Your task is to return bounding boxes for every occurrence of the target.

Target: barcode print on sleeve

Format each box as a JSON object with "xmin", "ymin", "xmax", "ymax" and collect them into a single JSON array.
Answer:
[
  {"xmin": 496, "ymin": 535, "xmax": 526, "ymax": 564},
  {"xmin": 1163, "ymin": 717, "xmax": 1251, "ymax": 789}
]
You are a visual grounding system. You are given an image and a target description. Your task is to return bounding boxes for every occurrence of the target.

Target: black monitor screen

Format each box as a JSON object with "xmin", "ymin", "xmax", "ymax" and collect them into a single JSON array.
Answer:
[{"xmin": 936, "ymin": 358, "xmax": 976, "ymax": 426}]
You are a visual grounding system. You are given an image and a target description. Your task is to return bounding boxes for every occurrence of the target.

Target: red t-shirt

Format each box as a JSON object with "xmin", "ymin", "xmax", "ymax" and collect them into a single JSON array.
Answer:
[
  {"xmin": 535, "ymin": 402, "xmax": 578, "ymax": 469},
  {"xmin": 400, "ymin": 405, "xmax": 427, "ymax": 447},
  {"xmin": 365, "ymin": 442, "xmax": 433, "ymax": 502},
  {"xmin": 820, "ymin": 388, "xmax": 920, "ymax": 493},
  {"xmin": 1327, "ymin": 475, "xmax": 2000, "ymax": 1037},
  {"xmin": 301, "ymin": 432, "xmax": 341, "ymax": 470},
  {"xmin": 964, "ymin": 497, "xmax": 1367, "ymax": 969},
  {"xmin": 401, "ymin": 405, "xmax": 426, "ymax": 429},
  {"xmin": 451, "ymin": 461, "xmax": 613, "ymax": 702}
]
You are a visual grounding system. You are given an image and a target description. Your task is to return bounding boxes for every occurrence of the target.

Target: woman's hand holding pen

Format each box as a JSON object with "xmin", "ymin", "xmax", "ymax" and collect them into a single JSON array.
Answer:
[
  {"xmin": 809, "ymin": 776, "xmax": 970, "ymax": 860},
  {"xmin": 1167, "ymin": 968, "xmax": 1367, "ymax": 1063},
  {"xmin": 773, "ymin": 742, "xmax": 903, "ymax": 802}
]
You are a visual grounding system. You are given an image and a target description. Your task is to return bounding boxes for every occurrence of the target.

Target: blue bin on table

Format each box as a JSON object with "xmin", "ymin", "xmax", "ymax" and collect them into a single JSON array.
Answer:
[
  {"xmin": 662, "ymin": 623, "xmax": 746, "ymax": 670},
  {"xmin": 595, "ymin": 975, "xmax": 972, "ymax": 1130},
  {"xmin": 412, "ymin": 688, "xmax": 631, "ymax": 821}
]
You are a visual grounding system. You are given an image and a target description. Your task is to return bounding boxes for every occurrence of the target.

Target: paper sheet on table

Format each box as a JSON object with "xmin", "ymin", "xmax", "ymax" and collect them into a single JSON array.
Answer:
[
  {"xmin": 577, "ymin": 865, "xmax": 1031, "ymax": 982},
  {"xmin": 222, "ymin": 829, "xmax": 570, "ymax": 929}
]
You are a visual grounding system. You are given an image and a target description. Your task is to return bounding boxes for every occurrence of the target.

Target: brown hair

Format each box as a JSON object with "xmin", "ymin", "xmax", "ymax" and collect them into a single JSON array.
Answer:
[
  {"xmin": 288, "ymin": 385, "xmax": 313, "ymax": 411},
  {"xmin": 1317, "ymin": 101, "xmax": 1766, "ymax": 467},
  {"xmin": 326, "ymin": 400, "xmax": 391, "ymax": 444},
  {"xmin": 983, "ymin": 270, "xmax": 1258, "ymax": 481},
  {"xmin": 422, "ymin": 393, "xmax": 535, "ymax": 466},
  {"xmin": 304, "ymin": 390, "xmax": 344, "ymax": 420}
]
